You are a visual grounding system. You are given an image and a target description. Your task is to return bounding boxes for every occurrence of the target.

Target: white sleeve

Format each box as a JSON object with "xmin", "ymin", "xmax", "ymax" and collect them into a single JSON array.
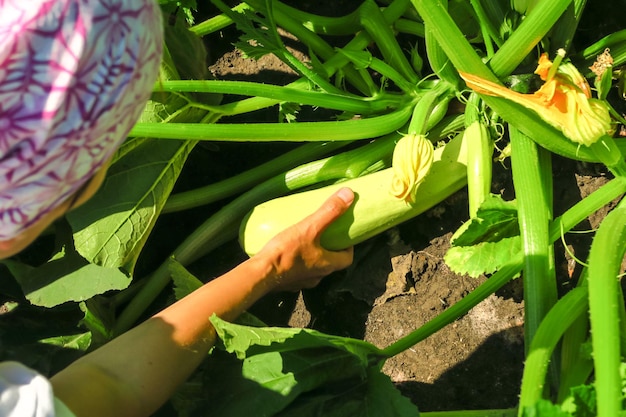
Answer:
[{"xmin": 0, "ymin": 361, "xmax": 75, "ymax": 417}]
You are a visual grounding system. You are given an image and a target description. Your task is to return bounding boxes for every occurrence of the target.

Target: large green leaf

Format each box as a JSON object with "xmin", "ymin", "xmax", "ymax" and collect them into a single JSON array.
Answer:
[
  {"xmin": 206, "ymin": 316, "xmax": 418, "ymax": 417},
  {"xmin": 210, "ymin": 315, "xmax": 384, "ymax": 364},
  {"xmin": 206, "ymin": 349, "xmax": 365, "ymax": 416},
  {"xmin": 68, "ymin": 137, "xmax": 196, "ymax": 272},
  {"xmin": 3, "ymin": 249, "xmax": 130, "ymax": 308},
  {"xmin": 445, "ymin": 194, "xmax": 522, "ymax": 278},
  {"xmin": 67, "ymin": 23, "xmax": 213, "ymax": 273}
]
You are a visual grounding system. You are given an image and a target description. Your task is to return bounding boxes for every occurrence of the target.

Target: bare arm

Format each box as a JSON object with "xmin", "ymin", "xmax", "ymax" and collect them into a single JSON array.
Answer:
[{"xmin": 50, "ymin": 188, "xmax": 355, "ymax": 417}]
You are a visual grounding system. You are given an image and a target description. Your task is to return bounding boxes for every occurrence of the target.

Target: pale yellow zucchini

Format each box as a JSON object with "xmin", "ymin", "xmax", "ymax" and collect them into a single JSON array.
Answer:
[{"xmin": 239, "ymin": 132, "xmax": 468, "ymax": 255}]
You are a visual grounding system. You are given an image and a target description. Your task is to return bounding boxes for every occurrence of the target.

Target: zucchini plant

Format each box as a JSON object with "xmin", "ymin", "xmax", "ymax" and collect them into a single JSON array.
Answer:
[{"xmin": 1, "ymin": 0, "xmax": 626, "ymax": 416}]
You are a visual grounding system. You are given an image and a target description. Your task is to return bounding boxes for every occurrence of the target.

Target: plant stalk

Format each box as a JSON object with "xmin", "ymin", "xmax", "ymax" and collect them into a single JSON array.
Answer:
[
  {"xmin": 510, "ymin": 127, "xmax": 557, "ymax": 356},
  {"xmin": 586, "ymin": 203, "xmax": 626, "ymax": 417},
  {"xmin": 130, "ymin": 104, "xmax": 413, "ymax": 142}
]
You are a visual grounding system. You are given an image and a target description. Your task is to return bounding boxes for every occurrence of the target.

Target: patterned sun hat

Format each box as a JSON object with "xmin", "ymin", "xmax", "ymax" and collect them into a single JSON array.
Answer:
[{"xmin": 0, "ymin": 0, "xmax": 163, "ymax": 240}]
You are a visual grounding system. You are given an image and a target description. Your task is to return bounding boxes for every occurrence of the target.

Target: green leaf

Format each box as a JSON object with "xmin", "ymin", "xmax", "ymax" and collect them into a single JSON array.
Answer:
[
  {"xmin": 159, "ymin": 0, "xmax": 198, "ymax": 25},
  {"xmin": 568, "ymin": 384, "xmax": 597, "ymax": 417},
  {"xmin": 168, "ymin": 257, "xmax": 203, "ymax": 300},
  {"xmin": 210, "ymin": 315, "xmax": 384, "ymax": 364},
  {"xmin": 279, "ymin": 102, "xmax": 301, "ymax": 123},
  {"xmin": 68, "ymin": 138, "xmax": 196, "ymax": 273},
  {"xmin": 39, "ymin": 332, "xmax": 92, "ymax": 351},
  {"xmin": 521, "ymin": 400, "xmax": 573, "ymax": 417},
  {"xmin": 445, "ymin": 236, "xmax": 521, "ymax": 278},
  {"xmin": 445, "ymin": 195, "xmax": 522, "ymax": 277},
  {"xmin": 79, "ymin": 298, "xmax": 116, "ymax": 346},
  {"xmin": 212, "ymin": 0, "xmax": 279, "ymax": 61},
  {"xmin": 163, "ymin": 13, "xmax": 212, "ymax": 82},
  {"xmin": 207, "ymin": 316, "xmax": 417, "ymax": 417},
  {"xmin": 205, "ymin": 348, "xmax": 366, "ymax": 417},
  {"xmin": 3, "ymin": 249, "xmax": 130, "ymax": 308},
  {"xmin": 363, "ymin": 368, "xmax": 419, "ymax": 416},
  {"xmin": 67, "ymin": 42, "xmax": 205, "ymax": 273},
  {"xmin": 451, "ymin": 194, "xmax": 519, "ymax": 246}
]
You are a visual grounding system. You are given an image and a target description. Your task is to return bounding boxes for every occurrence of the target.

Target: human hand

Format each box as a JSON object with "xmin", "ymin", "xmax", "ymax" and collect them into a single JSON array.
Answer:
[{"xmin": 255, "ymin": 187, "xmax": 355, "ymax": 292}]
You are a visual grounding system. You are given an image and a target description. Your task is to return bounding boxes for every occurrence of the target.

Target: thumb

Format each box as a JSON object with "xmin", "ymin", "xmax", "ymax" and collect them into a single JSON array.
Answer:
[{"xmin": 306, "ymin": 187, "xmax": 355, "ymax": 235}]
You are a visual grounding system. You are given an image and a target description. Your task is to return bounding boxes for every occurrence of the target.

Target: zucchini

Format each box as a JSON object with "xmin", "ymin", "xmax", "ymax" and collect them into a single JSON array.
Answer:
[{"xmin": 239, "ymin": 132, "xmax": 469, "ymax": 255}]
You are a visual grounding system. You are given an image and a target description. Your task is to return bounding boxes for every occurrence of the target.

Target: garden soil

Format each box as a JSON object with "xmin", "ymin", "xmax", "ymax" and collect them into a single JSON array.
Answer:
[{"xmin": 183, "ymin": 1, "xmax": 623, "ymax": 412}]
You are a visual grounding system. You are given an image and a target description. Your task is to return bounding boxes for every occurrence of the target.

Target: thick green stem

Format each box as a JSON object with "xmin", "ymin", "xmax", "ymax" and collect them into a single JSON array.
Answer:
[
  {"xmin": 205, "ymin": 0, "xmax": 413, "ymax": 117},
  {"xmin": 579, "ymin": 29, "xmax": 626, "ymax": 61},
  {"xmin": 156, "ymin": 80, "xmax": 403, "ymax": 114},
  {"xmin": 549, "ymin": 177, "xmax": 626, "ymax": 242},
  {"xmin": 548, "ymin": 0, "xmax": 586, "ymax": 54},
  {"xmin": 517, "ymin": 286, "xmax": 588, "ymax": 414},
  {"xmin": 130, "ymin": 104, "xmax": 413, "ymax": 142},
  {"xmin": 243, "ymin": 0, "xmax": 363, "ymax": 36},
  {"xmin": 488, "ymin": 0, "xmax": 572, "ymax": 76},
  {"xmin": 424, "ymin": 0, "xmax": 461, "ymax": 89},
  {"xmin": 359, "ymin": 0, "xmax": 418, "ymax": 84},
  {"xmin": 408, "ymin": 81, "xmax": 453, "ymax": 134},
  {"xmin": 469, "ymin": 0, "xmax": 503, "ymax": 50},
  {"xmin": 189, "ymin": 3, "xmax": 251, "ymax": 36},
  {"xmin": 393, "ymin": 18, "xmax": 425, "ymax": 37},
  {"xmin": 586, "ymin": 203, "xmax": 626, "ymax": 417},
  {"xmin": 163, "ymin": 141, "xmax": 350, "ymax": 213},
  {"xmin": 410, "ymin": 0, "xmax": 496, "ymax": 81},
  {"xmin": 510, "ymin": 127, "xmax": 557, "ymax": 355},
  {"xmin": 336, "ymin": 50, "xmax": 416, "ymax": 94},
  {"xmin": 413, "ymin": 0, "xmax": 572, "ymax": 81},
  {"xmin": 557, "ymin": 270, "xmax": 592, "ymax": 402}
]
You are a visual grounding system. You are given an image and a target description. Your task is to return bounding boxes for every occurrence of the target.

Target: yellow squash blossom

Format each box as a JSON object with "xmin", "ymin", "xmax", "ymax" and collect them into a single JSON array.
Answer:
[
  {"xmin": 390, "ymin": 133, "xmax": 434, "ymax": 203},
  {"xmin": 460, "ymin": 49, "xmax": 612, "ymax": 147}
]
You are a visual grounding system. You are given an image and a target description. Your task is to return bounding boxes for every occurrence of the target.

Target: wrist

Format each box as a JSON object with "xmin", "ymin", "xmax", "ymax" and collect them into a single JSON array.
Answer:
[{"xmin": 245, "ymin": 252, "xmax": 281, "ymax": 294}]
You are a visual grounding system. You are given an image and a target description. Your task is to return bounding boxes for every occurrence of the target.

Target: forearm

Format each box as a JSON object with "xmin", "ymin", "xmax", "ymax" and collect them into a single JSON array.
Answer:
[
  {"xmin": 51, "ymin": 188, "xmax": 354, "ymax": 417},
  {"xmin": 51, "ymin": 255, "xmax": 276, "ymax": 417}
]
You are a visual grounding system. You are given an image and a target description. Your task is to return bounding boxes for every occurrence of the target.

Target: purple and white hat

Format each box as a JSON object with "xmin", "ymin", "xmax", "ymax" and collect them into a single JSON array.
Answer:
[{"xmin": 0, "ymin": 0, "xmax": 163, "ymax": 240}]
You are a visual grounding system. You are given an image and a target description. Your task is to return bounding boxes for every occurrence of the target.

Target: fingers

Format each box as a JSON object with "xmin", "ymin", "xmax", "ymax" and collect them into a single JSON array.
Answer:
[
  {"xmin": 305, "ymin": 187, "xmax": 354, "ymax": 235},
  {"xmin": 325, "ymin": 245, "xmax": 354, "ymax": 271}
]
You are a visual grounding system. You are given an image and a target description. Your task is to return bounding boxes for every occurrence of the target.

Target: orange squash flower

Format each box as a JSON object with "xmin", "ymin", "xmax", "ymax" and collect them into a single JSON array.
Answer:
[{"xmin": 460, "ymin": 49, "xmax": 612, "ymax": 147}]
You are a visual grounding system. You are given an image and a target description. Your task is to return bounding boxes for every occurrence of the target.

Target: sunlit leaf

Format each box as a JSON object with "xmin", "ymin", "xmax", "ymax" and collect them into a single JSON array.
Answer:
[
  {"xmin": 4, "ymin": 250, "xmax": 131, "ymax": 308},
  {"xmin": 445, "ymin": 236, "xmax": 521, "ymax": 278},
  {"xmin": 445, "ymin": 195, "xmax": 522, "ymax": 277},
  {"xmin": 68, "ymin": 138, "xmax": 196, "ymax": 273},
  {"xmin": 207, "ymin": 316, "xmax": 417, "ymax": 417},
  {"xmin": 210, "ymin": 315, "xmax": 384, "ymax": 364},
  {"xmin": 67, "ymin": 36, "xmax": 208, "ymax": 273}
]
